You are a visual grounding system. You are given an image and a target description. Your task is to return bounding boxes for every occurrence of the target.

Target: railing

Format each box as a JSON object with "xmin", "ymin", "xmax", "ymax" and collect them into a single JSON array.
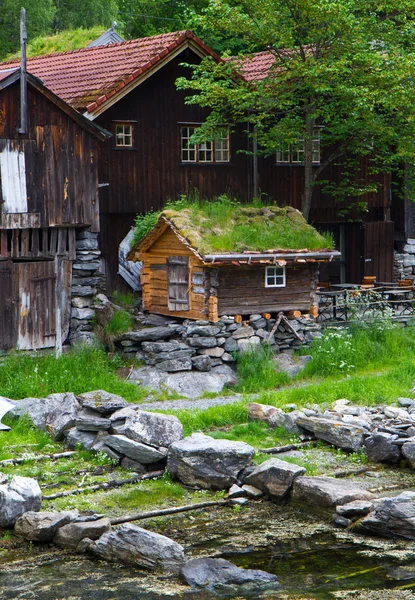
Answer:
[{"xmin": 317, "ymin": 285, "xmax": 415, "ymax": 325}]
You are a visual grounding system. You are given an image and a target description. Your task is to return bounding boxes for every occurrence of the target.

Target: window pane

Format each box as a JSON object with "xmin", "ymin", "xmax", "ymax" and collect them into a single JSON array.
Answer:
[
  {"xmin": 115, "ymin": 124, "xmax": 133, "ymax": 147},
  {"xmin": 215, "ymin": 130, "xmax": 230, "ymax": 162},
  {"xmin": 182, "ymin": 127, "xmax": 196, "ymax": 162},
  {"xmin": 265, "ymin": 266, "xmax": 285, "ymax": 287}
]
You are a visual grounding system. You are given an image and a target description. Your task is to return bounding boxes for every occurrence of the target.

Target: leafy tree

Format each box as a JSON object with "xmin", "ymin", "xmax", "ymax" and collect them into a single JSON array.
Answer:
[
  {"xmin": 177, "ymin": 0, "xmax": 415, "ymax": 220},
  {"xmin": 53, "ymin": 0, "xmax": 117, "ymax": 31},
  {"xmin": 0, "ymin": 0, "xmax": 56, "ymax": 58}
]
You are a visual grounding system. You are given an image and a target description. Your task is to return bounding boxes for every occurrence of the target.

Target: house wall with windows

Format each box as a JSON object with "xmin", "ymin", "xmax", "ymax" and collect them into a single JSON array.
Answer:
[{"xmin": 96, "ymin": 50, "xmax": 251, "ymax": 292}]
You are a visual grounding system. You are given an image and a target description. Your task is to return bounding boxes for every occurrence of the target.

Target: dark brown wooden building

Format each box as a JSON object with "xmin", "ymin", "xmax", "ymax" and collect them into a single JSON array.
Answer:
[
  {"xmin": 2, "ymin": 31, "xmax": 405, "ymax": 291},
  {"xmin": 0, "ymin": 69, "xmax": 108, "ymax": 351},
  {"xmin": 129, "ymin": 207, "xmax": 340, "ymax": 321}
]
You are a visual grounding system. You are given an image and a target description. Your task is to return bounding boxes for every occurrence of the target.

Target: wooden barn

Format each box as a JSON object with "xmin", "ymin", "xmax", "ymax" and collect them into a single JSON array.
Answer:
[
  {"xmin": 0, "ymin": 68, "xmax": 109, "ymax": 352},
  {"xmin": 129, "ymin": 205, "xmax": 340, "ymax": 321}
]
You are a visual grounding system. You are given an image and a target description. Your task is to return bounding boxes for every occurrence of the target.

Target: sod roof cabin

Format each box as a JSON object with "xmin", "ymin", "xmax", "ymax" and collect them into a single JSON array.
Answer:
[{"xmin": 129, "ymin": 205, "xmax": 339, "ymax": 322}]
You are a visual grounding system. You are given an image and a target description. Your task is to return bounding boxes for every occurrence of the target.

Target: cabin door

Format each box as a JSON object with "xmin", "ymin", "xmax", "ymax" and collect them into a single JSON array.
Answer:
[
  {"xmin": 167, "ymin": 256, "xmax": 189, "ymax": 311},
  {"xmin": 0, "ymin": 261, "xmax": 17, "ymax": 350},
  {"xmin": 363, "ymin": 221, "xmax": 394, "ymax": 282},
  {"xmin": 16, "ymin": 261, "xmax": 57, "ymax": 350}
]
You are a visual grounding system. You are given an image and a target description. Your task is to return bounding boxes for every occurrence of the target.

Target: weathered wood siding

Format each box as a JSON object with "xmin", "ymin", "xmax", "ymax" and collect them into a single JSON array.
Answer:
[
  {"xmin": 217, "ymin": 264, "xmax": 317, "ymax": 316},
  {"xmin": 0, "ymin": 82, "xmax": 100, "ymax": 231},
  {"xmin": 0, "ymin": 261, "xmax": 16, "ymax": 350}
]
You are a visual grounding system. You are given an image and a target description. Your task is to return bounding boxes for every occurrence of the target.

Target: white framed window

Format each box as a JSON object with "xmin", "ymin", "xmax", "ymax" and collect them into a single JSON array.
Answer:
[
  {"xmin": 276, "ymin": 127, "xmax": 321, "ymax": 164},
  {"xmin": 181, "ymin": 125, "xmax": 230, "ymax": 163},
  {"xmin": 265, "ymin": 265, "xmax": 286, "ymax": 288},
  {"xmin": 115, "ymin": 124, "xmax": 133, "ymax": 147}
]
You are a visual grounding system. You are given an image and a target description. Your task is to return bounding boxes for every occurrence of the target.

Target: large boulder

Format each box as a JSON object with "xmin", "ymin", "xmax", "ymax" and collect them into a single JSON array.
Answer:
[
  {"xmin": 14, "ymin": 511, "xmax": 72, "ymax": 542},
  {"xmin": 90, "ymin": 524, "xmax": 185, "ymax": 572},
  {"xmin": 11, "ymin": 393, "xmax": 80, "ymax": 435},
  {"xmin": 76, "ymin": 390, "xmax": 128, "ymax": 415},
  {"xmin": 244, "ymin": 458, "xmax": 305, "ymax": 502},
  {"xmin": 0, "ymin": 476, "xmax": 42, "ymax": 528},
  {"xmin": 356, "ymin": 492, "xmax": 415, "ymax": 540},
  {"xmin": 364, "ymin": 432, "xmax": 401, "ymax": 464},
  {"xmin": 296, "ymin": 416, "xmax": 365, "ymax": 451},
  {"xmin": 54, "ymin": 518, "xmax": 111, "ymax": 549},
  {"xmin": 130, "ymin": 365, "xmax": 237, "ymax": 399},
  {"xmin": 292, "ymin": 476, "xmax": 374, "ymax": 509},
  {"xmin": 402, "ymin": 442, "xmax": 415, "ymax": 468},
  {"xmin": 64, "ymin": 428, "xmax": 97, "ymax": 450},
  {"xmin": 181, "ymin": 558, "xmax": 281, "ymax": 597},
  {"xmin": 168, "ymin": 433, "xmax": 255, "ymax": 490},
  {"xmin": 124, "ymin": 411, "xmax": 183, "ymax": 448}
]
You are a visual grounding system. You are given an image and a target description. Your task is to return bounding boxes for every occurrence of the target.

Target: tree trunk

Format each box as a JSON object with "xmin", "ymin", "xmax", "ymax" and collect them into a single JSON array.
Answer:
[{"xmin": 301, "ymin": 116, "xmax": 315, "ymax": 221}]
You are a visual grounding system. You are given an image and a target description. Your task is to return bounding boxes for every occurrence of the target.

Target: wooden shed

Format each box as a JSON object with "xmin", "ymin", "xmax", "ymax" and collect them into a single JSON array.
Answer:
[
  {"xmin": 0, "ymin": 69, "xmax": 109, "ymax": 351},
  {"xmin": 129, "ymin": 205, "xmax": 340, "ymax": 321}
]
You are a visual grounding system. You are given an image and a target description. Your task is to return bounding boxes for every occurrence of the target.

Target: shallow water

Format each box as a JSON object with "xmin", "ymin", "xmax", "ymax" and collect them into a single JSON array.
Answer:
[{"xmin": 1, "ymin": 533, "xmax": 415, "ymax": 600}]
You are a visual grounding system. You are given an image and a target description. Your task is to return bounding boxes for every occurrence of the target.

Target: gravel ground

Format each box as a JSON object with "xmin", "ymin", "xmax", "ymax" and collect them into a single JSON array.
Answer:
[{"xmin": 137, "ymin": 393, "xmax": 258, "ymax": 412}]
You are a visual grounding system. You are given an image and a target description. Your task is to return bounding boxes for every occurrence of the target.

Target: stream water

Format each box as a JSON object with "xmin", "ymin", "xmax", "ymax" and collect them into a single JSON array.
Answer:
[{"xmin": 1, "ymin": 531, "xmax": 415, "ymax": 599}]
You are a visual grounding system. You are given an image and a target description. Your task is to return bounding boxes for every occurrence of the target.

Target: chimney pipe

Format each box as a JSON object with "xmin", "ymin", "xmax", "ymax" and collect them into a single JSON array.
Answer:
[{"xmin": 19, "ymin": 7, "xmax": 27, "ymax": 134}]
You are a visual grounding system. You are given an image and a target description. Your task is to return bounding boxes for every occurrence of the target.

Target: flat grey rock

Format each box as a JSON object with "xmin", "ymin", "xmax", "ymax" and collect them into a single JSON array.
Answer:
[
  {"xmin": 181, "ymin": 557, "xmax": 280, "ymax": 596},
  {"xmin": 64, "ymin": 427, "xmax": 97, "ymax": 450},
  {"xmin": 336, "ymin": 500, "xmax": 374, "ymax": 518},
  {"xmin": 99, "ymin": 434, "xmax": 165, "ymax": 463},
  {"xmin": 130, "ymin": 365, "xmax": 237, "ymax": 399},
  {"xmin": 54, "ymin": 518, "xmax": 111, "ymax": 549},
  {"xmin": 292, "ymin": 476, "xmax": 374, "ymax": 509},
  {"xmin": 168, "ymin": 433, "xmax": 255, "ymax": 490},
  {"xmin": 14, "ymin": 511, "xmax": 72, "ymax": 542},
  {"xmin": 90, "ymin": 523, "xmax": 185, "ymax": 572},
  {"xmin": 364, "ymin": 432, "xmax": 401, "ymax": 464},
  {"xmin": 122, "ymin": 327, "xmax": 179, "ymax": 343},
  {"xmin": 244, "ymin": 458, "xmax": 305, "ymax": 502},
  {"xmin": 296, "ymin": 416, "xmax": 365, "ymax": 452},
  {"xmin": 76, "ymin": 390, "xmax": 128, "ymax": 415},
  {"xmin": 356, "ymin": 493, "xmax": 415, "ymax": 539},
  {"xmin": 124, "ymin": 410, "xmax": 183, "ymax": 448}
]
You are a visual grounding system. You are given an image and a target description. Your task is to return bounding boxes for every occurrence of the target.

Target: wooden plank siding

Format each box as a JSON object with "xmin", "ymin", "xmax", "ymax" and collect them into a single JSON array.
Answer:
[
  {"xmin": 0, "ymin": 261, "xmax": 16, "ymax": 350},
  {"xmin": 364, "ymin": 221, "xmax": 394, "ymax": 281},
  {"xmin": 0, "ymin": 82, "xmax": 100, "ymax": 231},
  {"xmin": 217, "ymin": 264, "xmax": 317, "ymax": 316}
]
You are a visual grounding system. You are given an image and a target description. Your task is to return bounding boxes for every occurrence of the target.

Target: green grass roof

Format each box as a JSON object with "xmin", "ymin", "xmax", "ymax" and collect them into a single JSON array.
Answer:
[{"xmin": 159, "ymin": 201, "xmax": 333, "ymax": 254}]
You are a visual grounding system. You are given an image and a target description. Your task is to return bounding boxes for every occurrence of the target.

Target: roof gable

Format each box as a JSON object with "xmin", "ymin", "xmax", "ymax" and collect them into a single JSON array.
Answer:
[
  {"xmin": 0, "ymin": 69, "xmax": 110, "ymax": 140},
  {"xmin": 0, "ymin": 31, "xmax": 221, "ymax": 117}
]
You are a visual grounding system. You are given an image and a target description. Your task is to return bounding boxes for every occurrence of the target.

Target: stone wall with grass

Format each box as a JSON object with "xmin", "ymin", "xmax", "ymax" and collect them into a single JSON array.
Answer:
[
  {"xmin": 119, "ymin": 313, "xmax": 321, "ymax": 374},
  {"xmin": 394, "ymin": 238, "xmax": 415, "ymax": 282}
]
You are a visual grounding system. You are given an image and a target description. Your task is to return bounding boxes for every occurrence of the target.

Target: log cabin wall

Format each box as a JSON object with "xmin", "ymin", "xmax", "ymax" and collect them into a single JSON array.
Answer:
[
  {"xmin": 96, "ymin": 49, "xmax": 251, "ymax": 293},
  {"xmin": 139, "ymin": 227, "xmax": 210, "ymax": 320},
  {"xmin": 216, "ymin": 263, "xmax": 319, "ymax": 316},
  {"xmin": 0, "ymin": 81, "xmax": 100, "ymax": 231}
]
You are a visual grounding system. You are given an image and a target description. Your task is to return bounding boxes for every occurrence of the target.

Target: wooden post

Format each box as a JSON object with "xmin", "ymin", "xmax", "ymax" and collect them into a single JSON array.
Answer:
[{"xmin": 19, "ymin": 7, "xmax": 27, "ymax": 135}]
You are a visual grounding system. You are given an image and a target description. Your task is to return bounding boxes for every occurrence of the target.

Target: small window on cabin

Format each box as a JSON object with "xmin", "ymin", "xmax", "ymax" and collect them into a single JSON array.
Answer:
[
  {"xmin": 181, "ymin": 126, "xmax": 230, "ymax": 163},
  {"xmin": 265, "ymin": 265, "xmax": 286, "ymax": 288},
  {"xmin": 115, "ymin": 124, "xmax": 133, "ymax": 147}
]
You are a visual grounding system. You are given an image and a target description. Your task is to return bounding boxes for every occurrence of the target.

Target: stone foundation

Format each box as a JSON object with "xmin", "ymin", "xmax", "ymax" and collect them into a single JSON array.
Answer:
[
  {"xmin": 394, "ymin": 238, "xmax": 415, "ymax": 282},
  {"xmin": 119, "ymin": 313, "xmax": 321, "ymax": 373}
]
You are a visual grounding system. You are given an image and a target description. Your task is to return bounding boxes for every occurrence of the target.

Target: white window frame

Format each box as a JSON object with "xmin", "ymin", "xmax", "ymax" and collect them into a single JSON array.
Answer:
[
  {"xmin": 265, "ymin": 265, "xmax": 286, "ymax": 288},
  {"xmin": 181, "ymin": 125, "xmax": 230, "ymax": 163},
  {"xmin": 276, "ymin": 127, "xmax": 321, "ymax": 165},
  {"xmin": 115, "ymin": 124, "xmax": 133, "ymax": 147}
]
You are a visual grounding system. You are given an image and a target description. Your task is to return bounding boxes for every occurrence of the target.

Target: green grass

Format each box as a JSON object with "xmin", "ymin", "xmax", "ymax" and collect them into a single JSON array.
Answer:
[
  {"xmin": 207, "ymin": 421, "xmax": 298, "ymax": 448},
  {"xmin": 0, "ymin": 346, "xmax": 147, "ymax": 402},
  {"xmin": 111, "ymin": 291, "xmax": 137, "ymax": 310},
  {"xmin": 5, "ymin": 27, "xmax": 106, "ymax": 60},
  {"xmin": 298, "ymin": 322, "xmax": 415, "ymax": 378},
  {"xmin": 0, "ymin": 415, "xmax": 58, "ymax": 460},
  {"xmin": 132, "ymin": 194, "xmax": 334, "ymax": 251},
  {"xmin": 235, "ymin": 345, "xmax": 291, "ymax": 393},
  {"xmin": 103, "ymin": 309, "xmax": 133, "ymax": 336}
]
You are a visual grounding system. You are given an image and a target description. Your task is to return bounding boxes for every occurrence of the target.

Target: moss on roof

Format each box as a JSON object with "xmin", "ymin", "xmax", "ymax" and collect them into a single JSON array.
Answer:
[{"xmin": 157, "ymin": 200, "xmax": 333, "ymax": 254}]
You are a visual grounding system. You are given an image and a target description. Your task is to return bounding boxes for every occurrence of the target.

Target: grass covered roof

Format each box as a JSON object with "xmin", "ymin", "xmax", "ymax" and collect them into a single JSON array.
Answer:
[{"xmin": 158, "ymin": 200, "xmax": 333, "ymax": 254}]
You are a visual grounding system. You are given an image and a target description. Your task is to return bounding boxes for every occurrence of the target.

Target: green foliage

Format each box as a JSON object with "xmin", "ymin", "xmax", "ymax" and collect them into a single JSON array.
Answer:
[
  {"xmin": 177, "ymin": 0, "xmax": 415, "ymax": 219},
  {"xmin": 0, "ymin": 0, "xmax": 56, "ymax": 58},
  {"xmin": 0, "ymin": 414, "xmax": 58, "ymax": 460},
  {"xmin": 132, "ymin": 210, "xmax": 159, "ymax": 245},
  {"xmin": 235, "ymin": 345, "xmax": 291, "ymax": 393},
  {"xmin": 111, "ymin": 290, "xmax": 137, "ymax": 309},
  {"xmin": 103, "ymin": 309, "xmax": 133, "ymax": 336},
  {"xmin": 0, "ymin": 346, "xmax": 146, "ymax": 402},
  {"xmin": 53, "ymin": 0, "xmax": 117, "ymax": 31}
]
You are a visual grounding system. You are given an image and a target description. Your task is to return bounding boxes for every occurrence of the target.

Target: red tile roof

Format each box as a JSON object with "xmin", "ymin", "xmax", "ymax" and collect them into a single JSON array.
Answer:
[
  {"xmin": 225, "ymin": 51, "xmax": 275, "ymax": 82},
  {"xmin": 1, "ymin": 31, "xmax": 220, "ymax": 113}
]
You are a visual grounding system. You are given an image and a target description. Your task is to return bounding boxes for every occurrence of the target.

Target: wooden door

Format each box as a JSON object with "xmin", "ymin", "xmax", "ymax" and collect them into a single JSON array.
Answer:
[
  {"xmin": 167, "ymin": 256, "xmax": 189, "ymax": 311},
  {"xmin": 16, "ymin": 261, "xmax": 57, "ymax": 350},
  {"xmin": 363, "ymin": 221, "xmax": 394, "ymax": 282},
  {"xmin": 0, "ymin": 261, "xmax": 17, "ymax": 350}
]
